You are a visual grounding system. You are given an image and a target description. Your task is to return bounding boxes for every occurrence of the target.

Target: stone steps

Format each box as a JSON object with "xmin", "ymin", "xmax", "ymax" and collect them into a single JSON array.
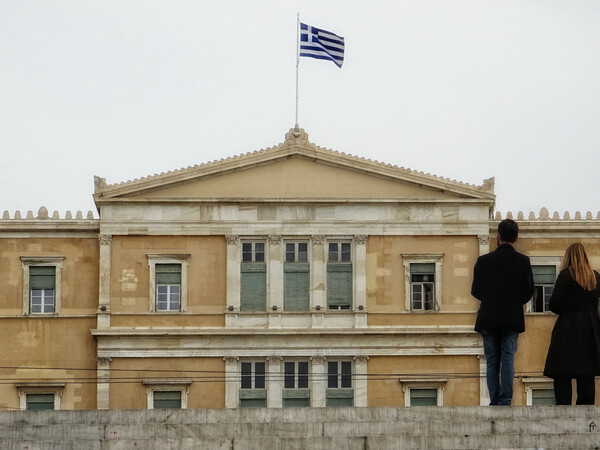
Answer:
[{"xmin": 1, "ymin": 406, "xmax": 599, "ymax": 449}]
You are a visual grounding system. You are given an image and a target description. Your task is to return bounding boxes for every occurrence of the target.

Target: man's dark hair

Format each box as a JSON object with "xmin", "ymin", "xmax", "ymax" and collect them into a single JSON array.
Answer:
[{"xmin": 498, "ymin": 219, "xmax": 519, "ymax": 243}]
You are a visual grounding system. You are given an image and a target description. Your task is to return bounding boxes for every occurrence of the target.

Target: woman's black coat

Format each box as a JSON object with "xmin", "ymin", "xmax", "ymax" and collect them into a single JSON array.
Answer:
[{"xmin": 543, "ymin": 269, "xmax": 600, "ymax": 378}]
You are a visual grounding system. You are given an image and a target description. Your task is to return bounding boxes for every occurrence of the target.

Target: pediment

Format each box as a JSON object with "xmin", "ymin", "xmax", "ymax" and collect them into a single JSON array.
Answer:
[{"xmin": 94, "ymin": 128, "xmax": 495, "ymax": 205}]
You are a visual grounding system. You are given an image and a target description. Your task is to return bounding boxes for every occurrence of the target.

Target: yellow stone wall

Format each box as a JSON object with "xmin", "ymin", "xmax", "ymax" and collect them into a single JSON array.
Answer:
[{"xmin": 108, "ymin": 357, "xmax": 225, "ymax": 409}]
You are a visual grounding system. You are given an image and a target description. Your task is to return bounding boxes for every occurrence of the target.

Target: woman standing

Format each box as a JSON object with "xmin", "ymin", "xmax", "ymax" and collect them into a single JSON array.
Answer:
[{"xmin": 543, "ymin": 243, "xmax": 600, "ymax": 405}]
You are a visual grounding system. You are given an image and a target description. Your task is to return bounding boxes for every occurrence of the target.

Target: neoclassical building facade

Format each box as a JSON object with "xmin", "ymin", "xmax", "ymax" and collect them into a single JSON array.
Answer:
[{"xmin": 1, "ymin": 127, "xmax": 598, "ymax": 411}]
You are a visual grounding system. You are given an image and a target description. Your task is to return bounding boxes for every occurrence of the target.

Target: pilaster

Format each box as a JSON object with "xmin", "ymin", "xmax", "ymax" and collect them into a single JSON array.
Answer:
[
  {"xmin": 311, "ymin": 235, "xmax": 326, "ymax": 310},
  {"xmin": 268, "ymin": 235, "xmax": 283, "ymax": 311},
  {"xmin": 354, "ymin": 235, "xmax": 367, "ymax": 311},
  {"xmin": 96, "ymin": 357, "xmax": 112, "ymax": 410},
  {"xmin": 311, "ymin": 355, "xmax": 327, "ymax": 407},
  {"xmin": 226, "ymin": 235, "xmax": 241, "ymax": 311},
  {"xmin": 224, "ymin": 356, "xmax": 239, "ymax": 408},
  {"xmin": 97, "ymin": 235, "xmax": 112, "ymax": 328},
  {"xmin": 354, "ymin": 355, "xmax": 369, "ymax": 407},
  {"xmin": 267, "ymin": 356, "xmax": 283, "ymax": 408}
]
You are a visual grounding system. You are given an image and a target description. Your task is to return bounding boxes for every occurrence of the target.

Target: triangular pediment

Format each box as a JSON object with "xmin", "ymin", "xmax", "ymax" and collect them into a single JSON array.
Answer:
[{"xmin": 94, "ymin": 127, "xmax": 495, "ymax": 205}]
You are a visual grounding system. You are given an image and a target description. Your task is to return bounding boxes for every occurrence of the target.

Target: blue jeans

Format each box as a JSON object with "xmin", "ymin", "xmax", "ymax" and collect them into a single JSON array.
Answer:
[{"xmin": 481, "ymin": 330, "xmax": 519, "ymax": 405}]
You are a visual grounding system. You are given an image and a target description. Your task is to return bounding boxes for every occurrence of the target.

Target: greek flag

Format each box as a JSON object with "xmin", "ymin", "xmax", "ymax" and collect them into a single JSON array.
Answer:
[{"xmin": 299, "ymin": 22, "xmax": 344, "ymax": 68}]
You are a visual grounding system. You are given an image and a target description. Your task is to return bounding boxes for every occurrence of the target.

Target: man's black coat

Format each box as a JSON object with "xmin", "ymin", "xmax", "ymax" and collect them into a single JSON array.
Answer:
[{"xmin": 471, "ymin": 243, "xmax": 534, "ymax": 333}]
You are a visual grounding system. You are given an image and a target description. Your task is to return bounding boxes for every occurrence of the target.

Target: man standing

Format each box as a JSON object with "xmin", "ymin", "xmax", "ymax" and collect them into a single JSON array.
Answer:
[{"xmin": 471, "ymin": 219, "xmax": 534, "ymax": 405}]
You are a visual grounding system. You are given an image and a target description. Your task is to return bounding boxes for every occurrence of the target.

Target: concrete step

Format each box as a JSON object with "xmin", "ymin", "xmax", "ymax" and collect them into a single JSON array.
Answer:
[
  {"xmin": 0, "ymin": 405, "xmax": 598, "ymax": 426},
  {"xmin": 4, "ymin": 434, "xmax": 599, "ymax": 450}
]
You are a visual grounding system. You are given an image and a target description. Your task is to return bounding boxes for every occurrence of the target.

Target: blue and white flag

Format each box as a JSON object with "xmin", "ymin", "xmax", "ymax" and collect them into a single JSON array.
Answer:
[{"xmin": 299, "ymin": 22, "xmax": 344, "ymax": 68}]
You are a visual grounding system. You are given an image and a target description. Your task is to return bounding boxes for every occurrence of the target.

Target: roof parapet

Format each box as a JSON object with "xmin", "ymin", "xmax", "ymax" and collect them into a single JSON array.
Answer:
[
  {"xmin": 1, "ymin": 207, "xmax": 96, "ymax": 220},
  {"xmin": 495, "ymin": 208, "xmax": 600, "ymax": 221}
]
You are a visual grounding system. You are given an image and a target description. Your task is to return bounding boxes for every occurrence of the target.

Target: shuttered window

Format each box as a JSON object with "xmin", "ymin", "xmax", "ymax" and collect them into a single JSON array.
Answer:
[
  {"xmin": 29, "ymin": 266, "xmax": 56, "ymax": 314},
  {"xmin": 327, "ymin": 242, "xmax": 352, "ymax": 310},
  {"xmin": 409, "ymin": 388, "xmax": 438, "ymax": 406},
  {"xmin": 326, "ymin": 361, "xmax": 353, "ymax": 406},
  {"xmin": 153, "ymin": 391, "xmax": 182, "ymax": 409},
  {"xmin": 155, "ymin": 264, "xmax": 181, "ymax": 311},
  {"xmin": 284, "ymin": 243, "xmax": 309, "ymax": 310},
  {"xmin": 532, "ymin": 265, "xmax": 556, "ymax": 312},
  {"xmin": 26, "ymin": 394, "xmax": 55, "ymax": 410},
  {"xmin": 283, "ymin": 361, "xmax": 310, "ymax": 407},
  {"xmin": 241, "ymin": 242, "xmax": 267, "ymax": 311},
  {"xmin": 240, "ymin": 361, "xmax": 267, "ymax": 408},
  {"xmin": 531, "ymin": 388, "xmax": 555, "ymax": 406},
  {"xmin": 410, "ymin": 263, "xmax": 435, "ymax": 311}
]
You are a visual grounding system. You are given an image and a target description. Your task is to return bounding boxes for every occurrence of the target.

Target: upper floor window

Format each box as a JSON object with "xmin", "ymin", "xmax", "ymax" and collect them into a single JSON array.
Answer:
[
  {"xmin": 241, "ymin": 242, "xmax": 267, "ymax": 311},
  {"xmin": 143, "ymin": 380, "xmax": 190, "ymax": 409},
  {"xmin": 526, "ymin": 257, "xmax": 561, "ymax": 313},
  {"xmin": 400, "ymin": 379, "xmax": 446, "ymax": 406},
  {"xmin": 17, "ymin": 383, "xmax": 64, "ymax": 410},
  {"xmin": 21, "ymin": 257, "xmax": 64, "ymax": 315},
  {"xmin": 147, "ymin": 255, "xmax": 189, "ymax": 312},
  {"xmin": 239, "ymin": 360, "xmax": 267, "ymax": 407},
  {"xmin": 531, "ymin": 265, "xmax": 556, "ymax": 313},
  {"xmin": 402, "ymin": 254, "xmax": 443, "ymax": 311},
  {"xmin": 284, "ymin": 242, "xmax": 310, "ymax": 311},
  {"xmin": 327, "ymin": 242, "xmax": 352, "ymax": 310},
  {"xmin": 326, "ymin": 360, "xmax": 353, "ymax": 406}
]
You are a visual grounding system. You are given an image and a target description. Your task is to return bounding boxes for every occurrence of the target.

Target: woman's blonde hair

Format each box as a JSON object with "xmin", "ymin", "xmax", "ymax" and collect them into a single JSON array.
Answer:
[{"xmin": 561, "ymin": 243, "xmax": 597, "ymax": 291}]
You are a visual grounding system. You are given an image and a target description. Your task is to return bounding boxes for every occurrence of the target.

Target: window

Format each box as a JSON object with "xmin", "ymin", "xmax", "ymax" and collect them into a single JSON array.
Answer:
[
  {"xmin": 531, "ymin": 388, "xmax": 555, "ymax": 406},
  {"xmin": 522, "ymin": 377, "xmax": 555, "ymax": 406},
  {"xmin": 143, "ymin": 380, "xmax": 190, "ymax": 409},
  {"xmin": 147, "ymin": 255, "xmax": 189, "ymax": 312},
  {"xmin": 400, "ymin": 379, "xmax": 446, "ymax": 406},
  {"xmin": 21, "ymin": 257, "xmax": 64, "ymax": 315},
  {"xmin": 241, "ymin": 242, "xmax": 267, "ymax": 311},
  {"xmin": 283, "ymin": 361, "xmax": 310, "ymax": 407},
  {"xmin": 239, "ymin": 361, "xmax": 267, "ymax": 407},
  {"xmin": 17, "ymin": 383, "xmax": 64, "ymax": 410},
  {"xmin": 326, "ymin": 361, "xmax": 353, "ymax": 406},
  {"xmin": 410, "ymin": 263, "xmax": 435, "ymax": 311},
  {"xmin": 531, "ymin": 265, "xmax": 556, "ymax": 312},
  {"xmin": 402, "ymin": 254, "xmax": 443, "ymax": 311},
  {"xmin": 327, "ymin": 242, "xmax": 352, "ymax": 310},
  {"xmin": 284, "ymin": 242, "xmax": 310, "ymax": 311}
]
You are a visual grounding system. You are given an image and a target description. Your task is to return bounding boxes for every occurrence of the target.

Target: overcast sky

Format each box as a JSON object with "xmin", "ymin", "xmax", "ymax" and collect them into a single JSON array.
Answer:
[{"xmin": 2, "ymin": 1, "xmax": 600, "ymax": 218}]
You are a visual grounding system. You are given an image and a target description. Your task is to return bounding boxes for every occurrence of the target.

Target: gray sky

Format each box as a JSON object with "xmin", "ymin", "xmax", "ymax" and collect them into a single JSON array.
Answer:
[{"xmin": 2, "ymin": 1, "xmax": 600, "ymax": 218}]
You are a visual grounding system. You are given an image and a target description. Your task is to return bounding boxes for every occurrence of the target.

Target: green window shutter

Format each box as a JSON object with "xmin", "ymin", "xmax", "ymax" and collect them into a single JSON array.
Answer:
[
  {"xmin": 29, "ymin": 266, "xmax": 56, "ymax": 290},
  {"xmin": 153, "ymin": 391, "xmax": 182, "ymax": 409},
  {"xmin": 410, "ymin": 388, "xmax": 437, "ymax": 406},
  {"xmin": 155, "ymin": 264, "xmax": 181, "ymax": 285},
  {"xmin": 26, "ymin": 394, "xmax": 55, "ymax": 410},
  {"xmin": 284, "ymin": 263, "xmax": 309, "ymax": 310},
  {"xmin": 327, "ymin": 263, "xmax": 352, "ymax": 308},
  {"xmin": 282, "ymin": 387, "xmax": 311, "ymax": 407},
  {"xmin": 532, "ymin": 266, "xmax": 556, "ymax": 284},
  {"xmin": 241, "ymin": 263, "xmax": 266, "ymax": 311},
  {"xmin": 410, "ymin": 263, "xmax": 435, "ymax": 275},
  {"xmin": 531, "ymin": 389, "xmax": 555, "ymax": 406},
  {"xmin": 326, "ymin": 388, "xmax": 354, "ymax": 407},
  {"xmin": 239, "ymin": 389, "xmax": 267, "ymax": 408}
]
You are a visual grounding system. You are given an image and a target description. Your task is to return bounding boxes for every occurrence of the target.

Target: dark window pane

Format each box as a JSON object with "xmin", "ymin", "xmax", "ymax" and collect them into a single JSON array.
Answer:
[
  {"xmin": 284, "ymin": 362, "xmax": 295, "ymax": 388},
  {"xmin": 241, "ymin": 362, "xmax": 252, "ymax": 389},
  {"xmin": 255, "ymin": 362, "xmax": 265, "ymax": 389},
  {"xmin": 341, "ymin": 243, "xmax": 351, "ymax": 262},
  {"xmin": 298, "ymin": 243, "xmax": 308, "ymax": 262},
  {"xmin": 298, "ymin": 362, "xmax": 309, "ymax": 388},
  {"xmin": 328, "ymin": 362, "xmax": 338, "ymax": 388},
  {"xmin": 328, "ymin": 243, "xmax": 338, "ymax": 262},
  {"xmin": 341, "ymin": 362, "xmax": 352, "ymax": 388}
]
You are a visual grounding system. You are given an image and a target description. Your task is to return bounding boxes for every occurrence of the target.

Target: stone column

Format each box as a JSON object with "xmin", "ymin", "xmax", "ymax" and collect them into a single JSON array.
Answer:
[
  {"xmin": 311, "ymin": 356, "xmax": 327, "ymax": 407},
  {"xmin": 311, "ymin": 235, "xmax": 326, "ymax": 310},
  {"xmin": 97, "ymin": 357, "xmax": 112, "ymax": 410},
  {"xmin": 226, "ymin": 236, "xmax": 241, "ymax": 311},
  {"xmin": 97, "ymin": 235, "xmax": 112, "ymax": 329},
  {"xmin": 224, "ymin": 356, "xmax": 239, "ymax": 408},
  {"xmin": 268, "ymin": 235, "xmax": 283, "ymax": 311},
  {"xmin": 354, "ymin": 355, "xmax": 369, "ymax": 407},
  {"xmin": 478, "ymin": 354, "xmax": 490, "ymax": 406},
  {"xmin": 267, "ymin": 356, "xmax": 282, "ymax": 408}
]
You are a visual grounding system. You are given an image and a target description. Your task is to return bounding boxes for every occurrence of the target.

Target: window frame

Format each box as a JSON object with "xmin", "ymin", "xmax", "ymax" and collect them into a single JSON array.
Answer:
[
  {"xmin": 326, "ymin": 360, "xmax": 354, "ymax": 406},
  {"xmin": 147, "ymin": 254, "xmax": 189, "ymax": 313},
  {"xmin": 17, "ymin": 383, "xmax": 64, "ymax": 410},
  {"xmin": 326, "ymin": 240, "xmax": 354, "ymax": 310},
  {"xmin": 239, "ymin": 360, "xmax": 267, "ymax": 408},
  {"xmin": 282, "ymin": 360, "xmax": 311, "ymax": 408},
  {"xmin": 400, "ymin": 379, "xmax": 446, "ymax": 406},
  {"xmin": 21, "ymin": 257, "xmax": 64, "ymax": 316},
  {"xmin": 143, "ymin": 380, "xmax": 191, "ymax": 409},
  {"xmin": 284, "ymin": 240, "xmax": 310, "ymax": 311},
  {"xmin": 402, "ymin": 254, "xmax": 443, "ymax": 312},
  {"xmin": 522, "ymin": 377, "xmax": 555, "ymax": 406},
  {"xmin": 527, "ymin": 257, "xmax": 561, "ymax": 313},
  {"xmin": 240, "ymin": 240, "xmax": 268, "ymax": 312}
]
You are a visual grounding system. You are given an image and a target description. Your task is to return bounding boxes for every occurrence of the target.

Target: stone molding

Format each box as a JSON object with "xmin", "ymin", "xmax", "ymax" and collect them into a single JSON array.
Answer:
[
  {"xmin": 98, "ymin": 235, "xmax": 112, "ymax": 246},
  {"xmin": 225, "ymin": 235, "xmax": 239, "ymax": 245}
]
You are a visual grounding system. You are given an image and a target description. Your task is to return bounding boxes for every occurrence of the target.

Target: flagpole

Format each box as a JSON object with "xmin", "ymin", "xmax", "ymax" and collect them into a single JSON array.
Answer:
[{"xmin": 295, "ymin": 12, "xmax": 300, "ymax": 128}]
